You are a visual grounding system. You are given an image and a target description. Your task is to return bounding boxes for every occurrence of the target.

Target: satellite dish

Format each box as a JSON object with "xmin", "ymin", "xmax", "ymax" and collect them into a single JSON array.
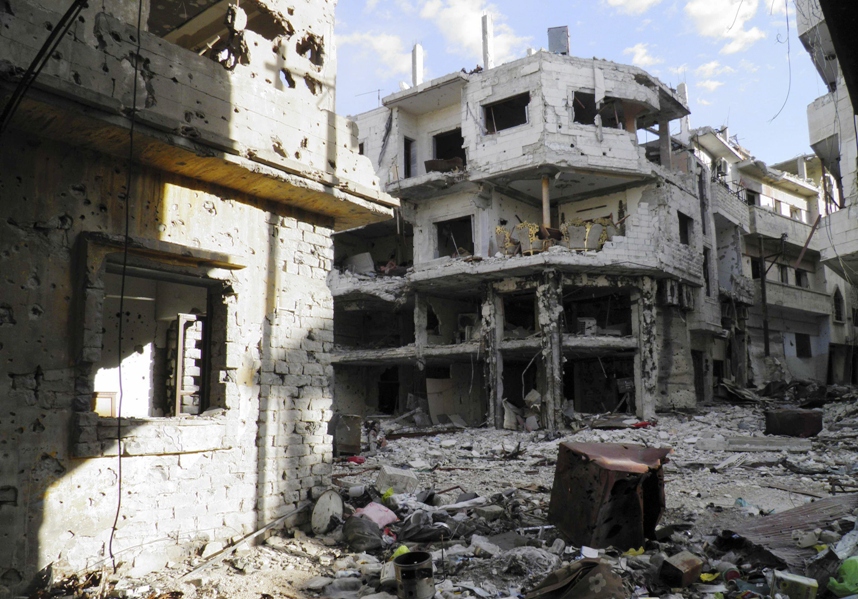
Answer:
[{"xmin": 311, "ymin": 489, "xmax": 344, "ymax": 535}]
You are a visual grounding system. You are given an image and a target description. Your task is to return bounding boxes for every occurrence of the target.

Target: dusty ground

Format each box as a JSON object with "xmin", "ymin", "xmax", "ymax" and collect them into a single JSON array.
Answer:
[{"xmin": 49, "ymin": 395, "xmax": 858, "ymax": 599}]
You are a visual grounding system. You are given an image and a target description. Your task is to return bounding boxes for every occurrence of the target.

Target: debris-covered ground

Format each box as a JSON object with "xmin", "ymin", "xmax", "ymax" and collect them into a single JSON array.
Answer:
[{"xmin": 31, "ymin": 385, "xmax": 858, "ymax": 599}]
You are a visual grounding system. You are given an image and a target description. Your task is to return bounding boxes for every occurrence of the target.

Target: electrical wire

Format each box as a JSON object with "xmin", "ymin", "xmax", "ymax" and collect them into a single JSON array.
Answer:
[
  {"xmin": 768, "ymin": 0, "xmax": 792, "ymax": 123},
  {"xmin": 0, "ymin": 0, "xmax": 88, "ymax": 137},
  {"xmin": 108, "ymin": 0, "xmax": 145, "ymax": 572}
]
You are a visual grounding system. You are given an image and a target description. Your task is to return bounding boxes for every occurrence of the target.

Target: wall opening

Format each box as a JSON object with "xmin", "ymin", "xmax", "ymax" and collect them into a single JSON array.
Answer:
[
  {"xmin": 571, "ymin": 92, "xmax": 598, "ymax": 125},
  {"xmin": 378, "ymin": 367, "xmax": 399, "ymax": 414},
  {"xmin": 795, "ymin": 269, "xmax": 809, "ymax": 288},
  {"xmin": 503, "ymin": 292, "xmax": 536, "ymax": 338},
  {"xmin": 564, "ymin": 357, "xmax": 634, "ymax": 413},
  {"xmin": 563, "ymin": 291, "xmax": 632, "ymax": 336},
  {"xmin": 433, "ymin": 128, "xmax": 466, "ymax": 166},
  {"xmin": 834, "ymin": 287, "xmax": 845, "ymax": 321},
  {"xmin": 435, "ymin": 216, "xmax": 474, "ymax": 258},
  {"xmin": 678, "ymin": 212, "xmax": 692, "ymax": 245},
  {"xmin": 745, "ymin": 189, "xmax": 760, "ymax": 207},
  {"xmin": 795, "ymin": 333, "xmax": 812, "ymax": 358},
  {"xmin": 404, "ymin": 137, "xmax": 416, "ymax": 178},
  {"xmin": 94, "ymin": 268, "xmax": 214, "ymax": 417},
  {"xmin": 484, "ymin": 93, "xmax": 530, "ymax": 134},
  {"xmin": 702, "ymin": 248, "xmax": 711, "ymax": 296}
]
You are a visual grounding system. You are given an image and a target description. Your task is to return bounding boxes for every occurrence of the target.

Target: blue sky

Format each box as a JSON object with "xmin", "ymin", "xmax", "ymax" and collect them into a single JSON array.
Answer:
[{"xmin": 334, "ymin": 0, "xmax": 824, "ymax": 164}]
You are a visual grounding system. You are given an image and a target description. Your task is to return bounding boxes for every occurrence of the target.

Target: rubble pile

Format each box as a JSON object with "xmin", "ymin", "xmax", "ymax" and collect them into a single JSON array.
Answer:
[{"xmin": 28, "ymin": 390, "xmax": 858, "ymax": 599}]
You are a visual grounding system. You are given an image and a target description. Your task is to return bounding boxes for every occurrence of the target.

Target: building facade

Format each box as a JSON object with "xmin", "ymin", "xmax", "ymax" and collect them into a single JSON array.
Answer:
[{"xmin": 0, "ymin": 0, "xmax": 395, "ymax": 590}]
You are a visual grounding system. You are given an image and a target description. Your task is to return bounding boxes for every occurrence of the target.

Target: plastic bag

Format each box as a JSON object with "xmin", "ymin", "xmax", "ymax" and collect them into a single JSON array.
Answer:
[
  {"xmin": 343, "ymin": 515, "xmax": 383, "ymax": 552},
  {"xmin": 829, "ymin": 556, "xmax": 858, "ymax": 597}
]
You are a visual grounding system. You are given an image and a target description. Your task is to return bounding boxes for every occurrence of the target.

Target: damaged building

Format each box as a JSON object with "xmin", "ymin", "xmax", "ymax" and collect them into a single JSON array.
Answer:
[
  {"xmin": 329, "ymin": 25, "xmax": 857, "ymax": 433},
  {"xmin": 0, "ymin": 0, "xmax": 396, "ymax": 591}
]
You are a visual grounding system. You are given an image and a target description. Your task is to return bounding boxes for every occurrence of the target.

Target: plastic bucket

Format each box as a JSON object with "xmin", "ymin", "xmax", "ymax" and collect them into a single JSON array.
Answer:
[{"xmin": 393, "ymin": 551, "xmax": 435, "ymax": 599}]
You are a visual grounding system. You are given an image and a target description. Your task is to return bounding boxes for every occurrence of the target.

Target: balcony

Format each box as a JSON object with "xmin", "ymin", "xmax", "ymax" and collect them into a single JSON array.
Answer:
[
  {"xmin": 808, "ymin": 92, "xmax": 838, "ymax": 150},
  {"xmin": 820, "ymin": 208, "xmax": 858, "ymax": 279},
  {"xmin": 754, "ymin": 280, "xmax": 832, "ymax": 316},
  {"xmin": 748, "ymin": 206, "xmax": 820, "ymax": 251},
  {"xmin": 711, "ymin": 180, "xmax": 750, "ymax": 231}
]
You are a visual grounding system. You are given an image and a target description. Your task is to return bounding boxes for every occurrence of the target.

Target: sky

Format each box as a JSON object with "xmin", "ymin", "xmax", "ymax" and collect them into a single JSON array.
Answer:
[{"xmin": 334, "ymin": 0, "xmax": 826, "ymax": 164}]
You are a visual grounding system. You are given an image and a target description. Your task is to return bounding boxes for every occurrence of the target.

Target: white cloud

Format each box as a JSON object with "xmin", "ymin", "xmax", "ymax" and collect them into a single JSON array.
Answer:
[
  {"xmin": 696, "ymin": 79, "xmax": 725, "ymax": 91},
  {"xmin": 685, "ymin": 0, "xmax": 766, "ymax": 54},
  {"xmin": 698, "ymin": 98, "xmax": 712, "ymax": 105},
  {"xmin": 338, "ymin": 32, "xmax": 412, "ymax": 77},
  {"xmin": 695, "ymin": 60, "xmax": 736, "ymax": 77},
  {"xmin": 365, "ymin": 0, "xmax": 381, "ymax": 10},
  {"xmin": 604, "ymin": 0, "xmax": 663, "ymax": 14},
  {"xmin": 668, "ymin": 63, "xmax": 688, "ymax": 75},
  {"xmin": 418, "ymin": 0, "xmax": 529, "ymax": 65},
  {"xmin": 623, "ymin": 43, "xmax": 663, "ymax": 67},
  {"xmin": 739, "ymin": 58, "xmax": 759, "ymax": 73}
]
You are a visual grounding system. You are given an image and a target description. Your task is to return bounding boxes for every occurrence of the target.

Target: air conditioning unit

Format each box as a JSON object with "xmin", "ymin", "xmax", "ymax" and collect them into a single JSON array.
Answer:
[
  {"xmin": 716, "ymin": 158, "xmax": 730, "ymax": 178},
  {"xmin": 679, "ymin": 284, "xmax": 695, "ymax": 311},
  {"xmin": 659, "ymin": 279, "xmax": 680, "ymax": 307}
]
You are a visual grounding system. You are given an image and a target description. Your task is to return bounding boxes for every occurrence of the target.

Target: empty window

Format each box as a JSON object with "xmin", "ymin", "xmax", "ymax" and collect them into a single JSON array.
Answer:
[
  {"xmin": 790, "ymin": 206, "xmax": 803, "ymax": 222},
  {"xmin": 834, "ymin": 288, "xmax": 845, "ymax": 321},
  {"xmin": 432, "ymin": 128, "xmax": 466, "ymax": 168},
  {"xmin": 795, "ymin": 333, "xmax": 812, "ymax": 358},
  {"xmin": 702, "ymin": 248, "xmax": 711, "ymax": 296},
  {"xmin": 750, "ymin": 258, "xmax": 761, "ymax": 279},
  {"xmin": 678, "ymin": 212, "xmax": 692, "ymax": 245},
  {"xmin": 779, "ymin": 264, "xmax": 789, "ymax": 284},
  {"xmin": 435, "ymin": 216, "xmax": 474, "ymax": 258},
  {"xmin": 484, "ymin": 93, "xmax": 530, "ymax": 134},
  {"xmin": 745, "ymin": 190, "xmax": 759, "ymax": 206},
  {"xmin": 358, "ymin": 142, "xmax": 365, "ymax": 155},
  {"xmin": 403, "ymin": 137, "xmax": 417, "ymax": 178},
  {"xmin": 94, "ymin": 270, "xmax": 214, "ymax": 418},
  {"xmin": 571, "ymin": 92, "xmax": 599, "ymax": 125},
  {"xmin": 795, "ymin": 269, "xmax": 809, "ymax": 288}
]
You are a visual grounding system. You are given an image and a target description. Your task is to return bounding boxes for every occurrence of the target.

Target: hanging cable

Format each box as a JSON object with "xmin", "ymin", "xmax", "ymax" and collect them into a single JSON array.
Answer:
[
  {"xmin": 108, "ymin": 0, "xmax": 145, "ymax": 572},
  {"xmin": 0, "ymin": 0, "xmax": 88, "ymax": 137}
]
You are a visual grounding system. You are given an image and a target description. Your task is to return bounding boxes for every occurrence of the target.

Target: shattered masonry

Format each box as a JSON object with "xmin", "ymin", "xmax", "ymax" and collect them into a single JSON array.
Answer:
[
  {"xmin": 0, "ymin": 0, "xmax": 396, "ymax": 590},
  {"xmin": 330, "ymin": 43, "xmax": 854, "ymax": 432}
]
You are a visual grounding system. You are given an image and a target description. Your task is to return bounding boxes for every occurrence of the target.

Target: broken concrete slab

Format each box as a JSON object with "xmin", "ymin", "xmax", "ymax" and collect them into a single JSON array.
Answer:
[
  {"xmin": 765, "ymin": 409, "xmax": 824, "ymax": 438},
  {"xmin": 698, "ymin": 436, "xmax": 813, "ymax": 452}
]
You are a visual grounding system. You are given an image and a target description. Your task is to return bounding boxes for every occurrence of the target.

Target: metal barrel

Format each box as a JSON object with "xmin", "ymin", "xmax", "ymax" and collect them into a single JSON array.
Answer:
[{"xmin": 393, "ymin": 551, "xmax": 435, "ymax": 599}]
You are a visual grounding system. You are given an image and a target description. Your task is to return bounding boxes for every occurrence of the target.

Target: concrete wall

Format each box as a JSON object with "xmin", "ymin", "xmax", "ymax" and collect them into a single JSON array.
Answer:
[{"xmin": 0, "ymin": 130, "xmax": 336, "ymax": 588}]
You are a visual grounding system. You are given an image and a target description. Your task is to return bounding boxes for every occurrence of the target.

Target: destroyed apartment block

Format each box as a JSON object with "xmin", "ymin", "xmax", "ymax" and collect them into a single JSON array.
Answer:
[
  {"xmin": 330, "ymin": 29, "xmax": 857, "ymax": 435},
  {"xmin": 0, "ymin": 0, "xmax": 397, "ymax": 591}
]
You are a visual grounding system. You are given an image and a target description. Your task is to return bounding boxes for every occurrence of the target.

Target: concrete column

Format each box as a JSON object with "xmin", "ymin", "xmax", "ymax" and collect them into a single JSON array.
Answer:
[
  {"xmin": 541, "ymin": 176, "xmax": 551, "ymax": 228},
  {"xmin": 481, "ymin": 286, "xmax": 505, "ymax": 429},
  {"xmin": 412, "ymin": 44, "xmax": 424, "ymax": 87},
  {"xmin": 631, "ymin": 277, "xmax": 657, "ymax": 420},
  {"xmin": 537, "ymin": 271, "xmax": 564, "ymax": 432},
  {"xmin": 658, "ymin": 118, "xmax": 672, "ymax": 169},
  {"xmin": 482, "ymin": 14, "xmax": 494, "ymax": 70},
  {"xmin": 676, "ymin": 83, "xmax": 691, "ymax": 145},
  {"xmin": 414, "ymin": 293, "xmax": 427, "ymax": 370}
]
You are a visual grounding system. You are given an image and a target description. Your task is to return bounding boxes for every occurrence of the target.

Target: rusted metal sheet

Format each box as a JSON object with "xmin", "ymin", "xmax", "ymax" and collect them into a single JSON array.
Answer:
[
  {"xmin": 547, "ymin": 442, "xmax": 672, "ymax": 550},
  {"xmin": 725, "ymin": 494, "xmax": 858, "ymax": 572},
  {"xmin": 764, "ymin": 409, "xmax": 823, "ymax": 437}
]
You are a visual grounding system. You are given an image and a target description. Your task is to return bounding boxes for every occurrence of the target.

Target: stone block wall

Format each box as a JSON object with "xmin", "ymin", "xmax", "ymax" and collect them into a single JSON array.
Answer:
[{"xmin": 0, "ymin": 130, "xmax": 336, "ymax": 589}]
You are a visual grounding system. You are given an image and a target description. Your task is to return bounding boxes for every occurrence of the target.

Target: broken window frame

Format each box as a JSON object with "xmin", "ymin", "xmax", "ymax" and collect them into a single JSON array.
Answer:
[
  {"xmin": 483, "ymin": 93, "xmax": 530, "ymax": 134},
  {"xmin": 98, "ymin": 262, "xmax": 220, "ymax": 417},
  {"xmin": 432, "ymin": 128, "xmax": 467, "ymax": 167},
  {"xmin": 434, "ymin": 215, "xmax": 475, "ymax": 259},
  {"xmin": 795, "ymin": 269, "xmax": 810, "ymax": 289},
  {"xmin": 75, "ymin": 233, "xmax": 237, "ymax": 422},
  {"xmin": 834, "ymin": 288, "xmax": 845, "ymax": 322}
]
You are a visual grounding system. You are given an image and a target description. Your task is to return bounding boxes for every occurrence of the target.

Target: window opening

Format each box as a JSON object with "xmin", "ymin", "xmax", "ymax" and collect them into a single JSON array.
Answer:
[
  {"xmin": 94, "ymin": 269, "xmax": 213, "ymax": 417},
  {"xmin": 779, "ymin": 264, "xmax": 789, "ymax": 284},
  {"xmin": 403, "ymin": 137, "xmax": 416, "ymax": 178},
  {"xmin": 435, "ymin": 216, "xmax": 474, "ymax": 258},
  {"xmin": 432, "ymin": 128, "xmax": 466, "ymax": 167},
  {"xmin": 795, "ymin": 269, "xmax": 809, "ymax": 288},
  {"xmin": 750, "ymin": 258, "xmax": 761, "ymax": 279},
  {"xmin": 795, "ymin": 333, "xmax": 812, "ymax": 358},
  {"xmin": 834, "ymin": 288, "xmax": 845, "ymax": 321},
  {"xmin": 678, "ymin": 212, "xmax": 692, "ymax": 245},
  {"xmin": 790, "ymin": 206, "xmax": 803, "ymax": 222},
  {"xmin": 358, "ymin": 142, "xmax": 365, "ymax": 155},
  {"xmin": 702, "ymin": 248, "xmax": 711, "ymax": 296},
  {"xmin": 484, "ymin": 93, "xmax": 530, "ymax": 133},
  {"xmin": 745, "ymin": 190, "xmax": 759, "ymax": 206}
]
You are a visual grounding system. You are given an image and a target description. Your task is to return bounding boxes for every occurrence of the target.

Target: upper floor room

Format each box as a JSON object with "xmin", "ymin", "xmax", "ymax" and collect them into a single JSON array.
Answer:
[
  {"xmin": 353, "ymin": 44, "xmax": 690, "ymax": 205},
  {"xmin": 0, "ymin": 0, "xmax": 397, "ymax": 228}
]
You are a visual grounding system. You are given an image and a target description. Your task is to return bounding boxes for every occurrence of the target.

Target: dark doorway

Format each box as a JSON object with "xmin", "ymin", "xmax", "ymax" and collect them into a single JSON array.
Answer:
[{"xmin": 378, "ymin": 367, "xmax": 399, "ymax": 414}]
